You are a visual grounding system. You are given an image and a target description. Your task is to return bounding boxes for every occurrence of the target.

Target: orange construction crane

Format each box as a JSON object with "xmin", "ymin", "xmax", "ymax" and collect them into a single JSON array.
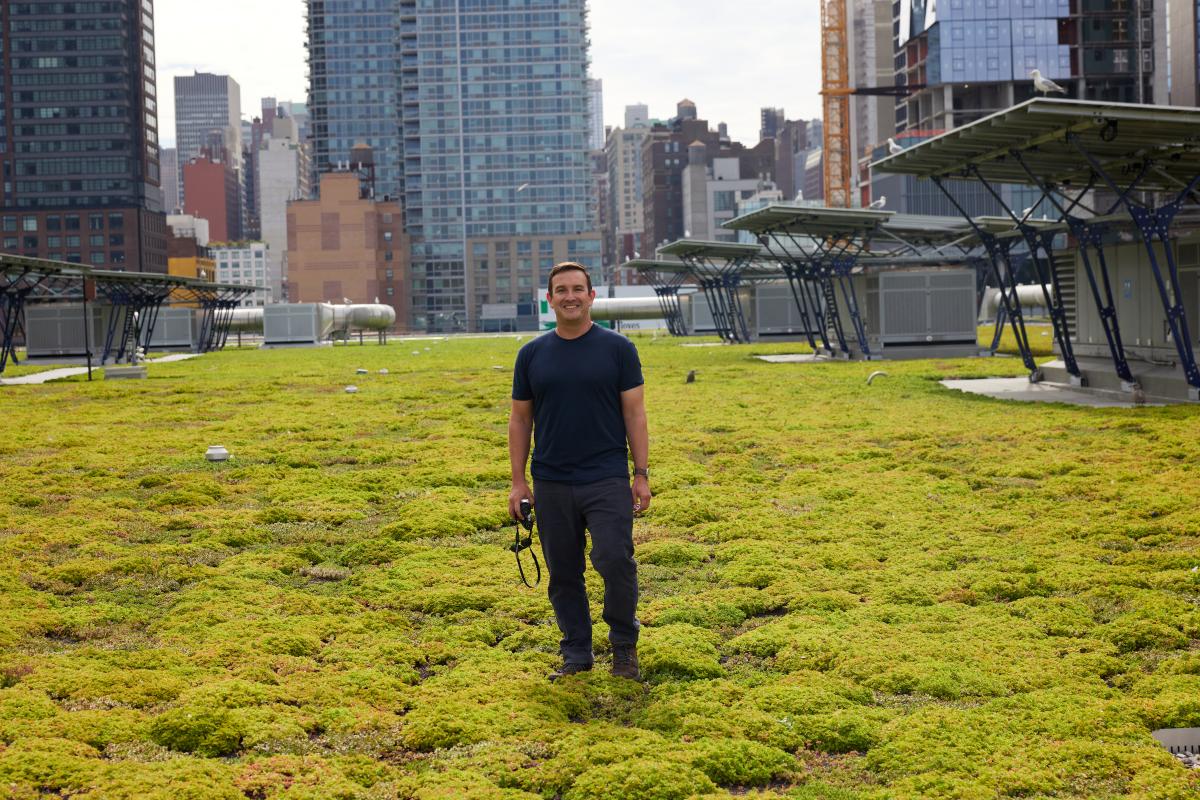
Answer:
[
  {"xmin": 821, "ymin": 0, "xmax": 851, "ymax": 208},
  {"xmin": 820, "ymin": 0, "xmax": 922, "ymax": 208}
]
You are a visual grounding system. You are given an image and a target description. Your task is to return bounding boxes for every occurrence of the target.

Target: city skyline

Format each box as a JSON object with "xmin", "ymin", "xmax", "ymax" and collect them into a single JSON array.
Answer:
[{"xmin": 155, "ymin": 0, "xmax": 824, "ymax": 150}]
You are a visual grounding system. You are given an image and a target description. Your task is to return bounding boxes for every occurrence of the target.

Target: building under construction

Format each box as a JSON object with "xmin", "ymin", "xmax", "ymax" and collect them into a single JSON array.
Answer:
[{"xmin": 893, "ymin": 0, "xmax": 1167, "ymax": 134}]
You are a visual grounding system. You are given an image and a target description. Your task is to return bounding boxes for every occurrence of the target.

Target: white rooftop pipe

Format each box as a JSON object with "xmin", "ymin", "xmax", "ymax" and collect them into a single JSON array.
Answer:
[
  {"xmin": 589, "ymin": 295, "xmax": 691, "ymax": 321},
  {"xmin": 982, "ymin": 285, "xmax": 1051, "ymax": 316},
  {"xmin": 331, "ymin": 303, "xmax": 396, "ymax": 334},
  {"xmin": 226, "ymin": 303, "xmax": 397, "ymax": 335}
]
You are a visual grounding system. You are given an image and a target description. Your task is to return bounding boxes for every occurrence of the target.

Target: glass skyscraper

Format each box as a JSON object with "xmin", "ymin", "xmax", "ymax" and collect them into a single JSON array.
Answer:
[
  {"xmin": 895, "ymin": 0, "xmax": 1163, "ymax": 132},
  {"xmin": 1, "ymin": 0, "xmax": 167, "ymax": 272},
  {"xmin": 306, "ymin": 0, "xmax": 599, "ymax": 332},
  {"xmin": 306, "ymin": 0, "xmax": 401, "ymax": 199},
  {"xmin": 398, "ymin": 0, "xmax": 597, "ymax": 332}
]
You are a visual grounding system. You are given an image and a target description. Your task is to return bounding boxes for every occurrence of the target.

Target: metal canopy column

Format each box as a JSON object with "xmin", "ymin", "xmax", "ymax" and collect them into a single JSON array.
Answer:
[
  {"xmin": 630, "ymin": 263, "xmax": 689, "ymax": 336},
  {"xmin": 756, "ymin": 230, "xmax": 823, "ymax": 351},
  {"xmin": 727, "ymin": 207, "xmax": 892, "ymax": 358},
  {"xmin": 929, "ymin": 176, "xmax": 1040, "ymax": 378},
  {"xmin": 795, "ymin": 228, "xmax": 868, "ymax": 358},
  {"xmin": 1, "ymin": 269, "xmax": 38, "ymax": 373},
  {"xmin": 94, "ymin": 280, "xmax": 172, "ymax": 364},
  {"xmin": 658, "ymin": 242, "xmax": 766, "ymax": 344},
  {"xmin": 653, "ymin": 286, "xmax": 687, "ymax": 336},
  {"xmin": 213, "ymin": 290, "xmax": 253, "ymax": 349},
  {"xmin": 1069, "ymin": 135, "xmax": 1200, "ymax": 396},
  {"xmin": 686, "ymin": 254, "xmax": 753, "ymax": 344},
  {"xmin": 871, "ymin": 97, "xmax": 1200, "ymax": 398},
  {"xmin": 1005, "ymin": 152, "xmax": 1139, "ymax": 388},
  {"xmin": 963, "ymin": 163, "xmax": 1082, "ymax": 382}
]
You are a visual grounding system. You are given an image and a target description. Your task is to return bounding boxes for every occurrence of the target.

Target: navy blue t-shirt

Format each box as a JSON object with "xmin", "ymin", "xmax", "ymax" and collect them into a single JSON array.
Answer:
[{"xmin": 512, "ymin": 325, "xmax": 644, "ymax": 483}]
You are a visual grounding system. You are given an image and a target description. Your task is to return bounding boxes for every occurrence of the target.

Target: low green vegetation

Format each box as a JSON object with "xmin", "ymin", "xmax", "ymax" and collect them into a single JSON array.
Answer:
[{"xmin": 0, "ymin": 333, "xmax": 1197, "ymax": 798}]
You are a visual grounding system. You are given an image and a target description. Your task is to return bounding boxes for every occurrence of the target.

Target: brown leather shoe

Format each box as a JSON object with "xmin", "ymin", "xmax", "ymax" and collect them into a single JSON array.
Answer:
[
  {"xmin": 611, "ymin": 644, "xmax": 641, "ymax": 680},
  {"xmin": 548, "ymin": 662, "xmax": 592, "ymax": 682}
]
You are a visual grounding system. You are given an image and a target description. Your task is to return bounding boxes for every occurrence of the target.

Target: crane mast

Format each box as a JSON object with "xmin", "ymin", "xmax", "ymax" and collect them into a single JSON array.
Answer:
[{"xmin": 821, "ymin": 0, "xmax": 852, "ymax": 208}]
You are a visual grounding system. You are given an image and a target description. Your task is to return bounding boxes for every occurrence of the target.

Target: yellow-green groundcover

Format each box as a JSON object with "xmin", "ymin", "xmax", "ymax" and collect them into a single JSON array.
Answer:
[{"xmin": 0, "ymin": 335, "xmax": 1197, "ymax": 799}]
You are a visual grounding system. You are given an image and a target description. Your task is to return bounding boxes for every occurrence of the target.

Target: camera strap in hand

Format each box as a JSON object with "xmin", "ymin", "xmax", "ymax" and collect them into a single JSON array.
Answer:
[{"xmin": 510, "ymin": 499, "xmax": 541, "ymax": 588}]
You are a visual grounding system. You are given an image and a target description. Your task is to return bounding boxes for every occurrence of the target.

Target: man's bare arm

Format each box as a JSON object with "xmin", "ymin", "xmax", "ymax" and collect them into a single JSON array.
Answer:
[
  {"xmin": 508, "ymin": 398, "xmax": 534, "ymax": 518},
  {"xmin": 620, "ymin": 385, "xmax": 651, "ymax": 512}
]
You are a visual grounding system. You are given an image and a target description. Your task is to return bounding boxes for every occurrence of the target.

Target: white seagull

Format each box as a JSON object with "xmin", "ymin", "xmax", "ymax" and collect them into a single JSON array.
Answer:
[
  {"xmin": 515, "ymin": 182, "xmax": 530, "ymax": 193},
  {"xmin": 887, "ymin": 137, "xmax": 903, "ymax": 155},
  {"xmin": 1030, "ymin": 69, "xmax": 1067, "ymax": 95},
  {"xmin": 868, "ymin": 195, "xmax": 887, "ymax": 209}
]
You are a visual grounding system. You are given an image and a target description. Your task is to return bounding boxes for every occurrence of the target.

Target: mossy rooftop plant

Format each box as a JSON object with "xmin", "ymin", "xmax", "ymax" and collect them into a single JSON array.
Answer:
[{"xmin": 0, "ymin": 334, "xmax": 1197, "ymax": 798}]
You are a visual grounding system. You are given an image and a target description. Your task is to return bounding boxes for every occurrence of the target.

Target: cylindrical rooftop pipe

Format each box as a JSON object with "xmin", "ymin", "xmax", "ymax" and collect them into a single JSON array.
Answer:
[
  {"xmin": 331, "ymin": 303, "xmax": 396, "ymax": 334},
  {"xmin": 225, "ymin": 303, "xmax": 397, "ymax": 335},
  {"xmin": 982, "ymin": 285, "xmax": 1050, "ymax": 315},
  {"xmin": 589, "ymin": 295, "xmax": 691, "ymax": 321}
]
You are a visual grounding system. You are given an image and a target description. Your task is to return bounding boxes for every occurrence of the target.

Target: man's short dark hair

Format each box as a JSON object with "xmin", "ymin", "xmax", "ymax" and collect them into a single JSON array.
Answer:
[{"xmin": 547, "ymin": 262, "xmax": 593, "ymax": 293}]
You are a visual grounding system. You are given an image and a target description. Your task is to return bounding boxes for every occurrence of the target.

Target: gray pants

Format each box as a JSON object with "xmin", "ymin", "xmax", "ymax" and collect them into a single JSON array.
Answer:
[{"xmin": 534, "ymin": 476, "xmax": 639, "ymax": 665}]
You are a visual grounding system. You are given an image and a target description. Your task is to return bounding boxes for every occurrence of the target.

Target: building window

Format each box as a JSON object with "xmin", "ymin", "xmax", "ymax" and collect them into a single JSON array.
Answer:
[
  {"xmin": 383, "ymin": 231, "xmax": 393, "ymax": 242},
  {"xmin": 109, "ymin": 213, "xmax": 124, "ymax": 229},
  {"xmin": 22, "ymin": 217, "xmax": 38, "ymax": 232},
  {"xmin": 65, "ymin": 215, "xmax": 80, "ymax": 230},
  {"xmin": 1, "ymin": 217, "xmax": 15, "ymax": 232},
  {"xmin": 46, "ymin": 216, "xmax": 61, "ymax": 231},
  {"xmin": 386, "ymin": 286, "xmax": 394, "ymax": 296},
  {"xmin": 90, "ymin": 234, "xmax": 104, "ymax": 247},
  {"xmin": 109, "ymin": 234, "xmax": 124, "ymax": 246},
  {"xmin": 89, "ymin": 252, "xmax": 106, "ymax": 265},
  {"xmin": 23, "ymin": 236, "xmax": 38, "ymax": 249},
  {"xmin": 89, "ymin": 214, "xmax": 104, "ymax": 230}
]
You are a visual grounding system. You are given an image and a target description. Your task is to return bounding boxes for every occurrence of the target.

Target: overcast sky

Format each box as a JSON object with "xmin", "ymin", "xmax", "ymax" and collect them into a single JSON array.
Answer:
[{"xmin": 155, "ymin": 0, "xmax": 823, "ymax": 149}]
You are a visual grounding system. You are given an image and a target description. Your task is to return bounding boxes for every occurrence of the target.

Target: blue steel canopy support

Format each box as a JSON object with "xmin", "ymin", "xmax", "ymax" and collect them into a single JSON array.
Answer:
[
  {"xmin": 196, "ymin": 291, "xmax": 249, "ymax": 352},
  {"xmin": 833, "ymin": 257, "xmax": 873, "ymax": 359},
  {"xmin": 964, "ymin": 163, "xmax": 1081, "ymax": 381},
  {"xmin": 777, "ymin": 229, "xmax": 840, "ymax": 353},
  {"xmin": 652, "ymin": 286, "xmax": 687, "ymax": 336},
  {"xmin": 930, "ymin": 175, "xmax": 1040, "ymax": 378},
  {"xmin": 694, "ymin": 254, "xmax": 752, "ymax": 344},
  {"xmin": 682, "ymin": 254, "xmax": 751, "ymax": 343},
  {"xmin": 724, "ymin": 274, "xmax": 750, "ymax": 343},
  {"xmin": 215, "ymin": 293, "xmax": 250, "ymax": 349},
  {"xmin": 633, "ymin": 262, "xmax": 690, "ymax": 336},
  {"xmin": 1069, "ymin": 134, "xmax": 1200, "ymax": 395},
  {"xmin": 95, "ymin": 280, "xmax": 172, "ymax": 364},
  {"xmin": 195, "ymin": 294, "xmax": 222, "ymax": 353},
  {"xmin": 1, "ymin": 269, "xmax": 40, "ymax": 373},
  {"xmin": 693, "ymin": 278, "xmax": 728, "ymax": 341},
  {"xmin": 1071, "ymin": 221, "xmax": 1136, "ymax": 385},
  {"xmin": 756, "ymin": 231, "xmax": 821, "ymax": 350},
  {"xmin": 803, "ymin": 232, "xmax": 867, "ymax": 357},
  {"xmin": 1006, "ymin": 151, "xmax": 1138, "ymax": 387}
]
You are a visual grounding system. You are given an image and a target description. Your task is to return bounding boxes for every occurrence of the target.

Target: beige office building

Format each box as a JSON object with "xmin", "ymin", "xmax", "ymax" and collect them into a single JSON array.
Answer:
[{"xmin": 286, "ymin": 171, "xmax": 409, "ymax": 328}]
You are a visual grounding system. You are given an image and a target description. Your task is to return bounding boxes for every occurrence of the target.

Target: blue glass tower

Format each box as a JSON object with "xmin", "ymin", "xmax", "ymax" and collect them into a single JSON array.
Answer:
[
  {"xmin": 398, "ymin": 0, "xmax": 597, "ymax": 332},
  {"xmin": 306, "ymin": 0, "xmax": 401, "ymax": 199},
  {"xmin": 896, "ymin": 0, "xmax": 1160, "ymax": 133}
]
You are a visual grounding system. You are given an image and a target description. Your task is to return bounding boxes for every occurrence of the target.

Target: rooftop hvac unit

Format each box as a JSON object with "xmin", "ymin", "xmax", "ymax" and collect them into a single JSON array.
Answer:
[
  {"xmin": 24, "ymin": 303, "xmax": 108, "ymax": 359},
  {"xmin": 145, "ymin": 308, "xmax": 197, "ymax": 352},
  {"xmin": 263, "ymin": 303, "xmax": 335, "ymax": 346}
]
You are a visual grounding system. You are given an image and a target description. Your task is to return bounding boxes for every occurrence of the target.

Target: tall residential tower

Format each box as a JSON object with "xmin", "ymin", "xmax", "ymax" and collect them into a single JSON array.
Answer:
[
  {"xmin": 0, "ymin": 0, "xmax": 166, "ymax": 272},
  {"xmin": 396, "ymin": 0, "xmax": 598, "ymax": 332},
  {"xmin": 305, "ymin": 0, "xmax": 400, "ymax": 199},
  {"xmin": 173, "ymin": 72, "xmax": 242, "ymax": 217}
]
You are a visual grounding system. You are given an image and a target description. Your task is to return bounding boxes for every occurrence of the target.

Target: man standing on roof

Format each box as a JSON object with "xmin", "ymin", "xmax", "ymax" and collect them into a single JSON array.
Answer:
[{"xmin": 508, "ymin": 261, "xmax": 651, "ymax": 681}]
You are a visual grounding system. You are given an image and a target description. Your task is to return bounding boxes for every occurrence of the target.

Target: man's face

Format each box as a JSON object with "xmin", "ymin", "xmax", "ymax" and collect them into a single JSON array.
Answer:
[{"xmin": 547, "ymin": 270, "xmax": 594, "ymax": 324}]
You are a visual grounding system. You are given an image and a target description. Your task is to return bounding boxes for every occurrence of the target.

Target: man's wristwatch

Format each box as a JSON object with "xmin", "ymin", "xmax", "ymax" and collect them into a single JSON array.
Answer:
[{"xmin": 633, "ymin": 467, "xmax": 649, "ymax": 479}]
